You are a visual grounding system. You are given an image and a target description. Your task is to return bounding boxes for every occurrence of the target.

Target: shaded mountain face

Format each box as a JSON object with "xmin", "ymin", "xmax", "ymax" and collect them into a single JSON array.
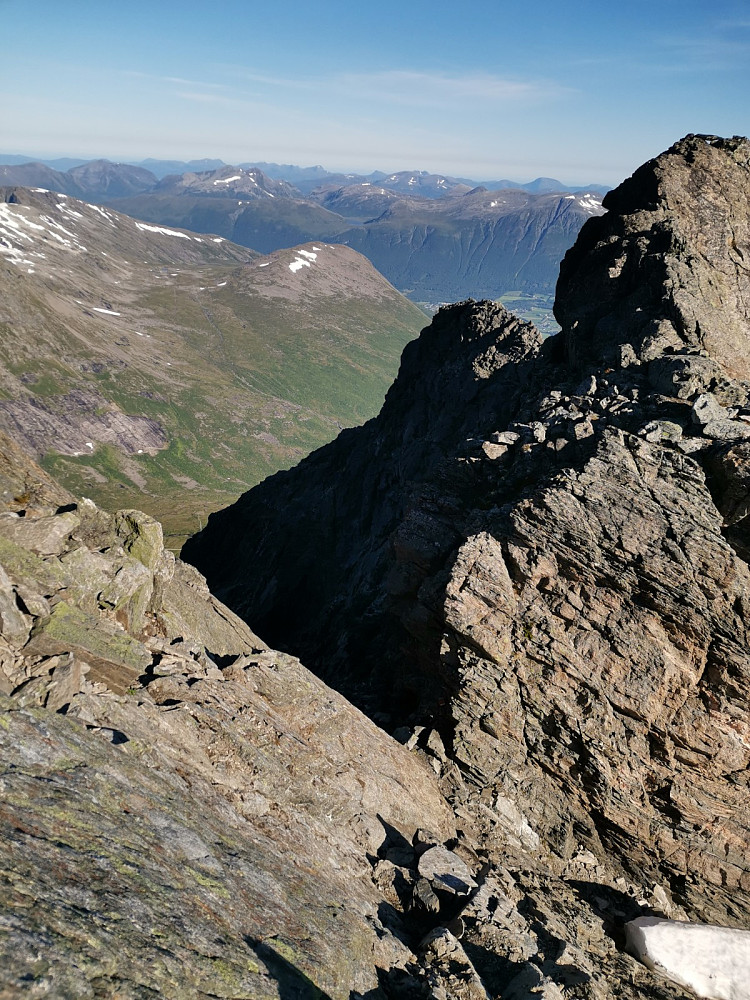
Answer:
[
  {"xmin": 330, "ymin": 187, "xmax": 604, "ymax": 312},
  {"xmin": 0, "ymin": 188, "xmax": 425, "ymax": 545},
  {"xmin": 184, "ymin": 134, "xmax": 750, "ymax": 943},
  {"xmin": 66, "ymin": 158, "xmax": 158, "ymax": 198}
]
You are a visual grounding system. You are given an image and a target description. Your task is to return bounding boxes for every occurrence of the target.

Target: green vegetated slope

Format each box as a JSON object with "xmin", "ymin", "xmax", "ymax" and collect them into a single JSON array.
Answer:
[{"xmin": 0, "ymin": 189, "xmax": 425, "ymax": 547}]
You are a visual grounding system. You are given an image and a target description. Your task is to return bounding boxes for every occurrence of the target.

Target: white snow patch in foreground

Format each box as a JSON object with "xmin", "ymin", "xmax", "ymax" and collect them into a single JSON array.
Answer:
[
  {"xmin": 214, "ymin": 175, "xmax": 242, "ymax": 184},
  {"xmin": 258, "ymin": 262, "xmax": 270, "ymax": 267},
  {"xmin": 626, "ymin": 917, "xmax": 750, "ymax": 999},
  {"xmin": 92, "ymin": 307, "xmax": 121, "ymax": 316},
  {"xmin": 33, "ymin": 187, "xmax": 49, "ymax": 193},
  {"xmin": 212, "ymin": 237, "xmax": 224, "ymax": 243},
  {"xmin": 297, "ymin": 250, "xmax": 317, "ymax": 261},
  {"xmin": 135, "ymin": 222, "xmax": 190, "ymax": 239}
]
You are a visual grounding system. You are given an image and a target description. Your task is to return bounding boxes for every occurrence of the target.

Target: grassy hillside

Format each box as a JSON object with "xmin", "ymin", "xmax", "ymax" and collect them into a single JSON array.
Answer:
[{"xmin": 0, "ymin": 190, "xmax": 426, "ymax": 547}]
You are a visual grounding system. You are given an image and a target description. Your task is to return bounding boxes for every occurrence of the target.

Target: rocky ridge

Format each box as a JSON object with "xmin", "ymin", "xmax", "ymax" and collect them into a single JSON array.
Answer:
[{"xmin": 184, "ymin": 135, "xmax": 750, "ymax": 996}]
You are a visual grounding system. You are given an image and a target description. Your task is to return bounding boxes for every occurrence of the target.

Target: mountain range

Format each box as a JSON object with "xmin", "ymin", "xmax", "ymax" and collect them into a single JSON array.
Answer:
[
  {"xmin": 0, "ymin": 156, "xmax": 607, "ymax": 327},
  {"xmin": 0, "ymin": 152, "xmax": 610, "ymax": 193}
]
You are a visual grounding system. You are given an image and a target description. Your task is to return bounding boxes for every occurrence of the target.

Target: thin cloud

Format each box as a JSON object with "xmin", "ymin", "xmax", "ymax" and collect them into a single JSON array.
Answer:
[
  {"xmin": 122, "ymin": 70, "xmax": 229, "ymax": 92},
  {"xmin": 218, "ymin": 65, "xmax": 572, "ymax": 106},
  {"xmin": 335, "ymin": 70, "xmax": 571, "ymax": 106}
]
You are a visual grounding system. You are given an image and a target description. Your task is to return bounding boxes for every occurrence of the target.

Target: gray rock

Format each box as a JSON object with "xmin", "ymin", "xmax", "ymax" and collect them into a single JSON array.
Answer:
[
  {"xmin": 411, "ymin": 877, "xmax": 441, "ymax": 916},
  {"xmin": 418, "ymin": 846, "xmax": 478, "ymax": 895}
]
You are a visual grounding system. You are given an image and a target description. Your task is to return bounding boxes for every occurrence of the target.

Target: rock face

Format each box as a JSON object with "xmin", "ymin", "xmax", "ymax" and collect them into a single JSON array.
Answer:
[
  {"xmin": 185, "ymin": 135, "xmax": 750, "ymax": 995},
  {"xmin": 0, "ymin": 489, "xmax": 457, "ymax": 997},
  {"xmin": 557, "ymin": 134, "xmax": 750, "ymax": 379}
]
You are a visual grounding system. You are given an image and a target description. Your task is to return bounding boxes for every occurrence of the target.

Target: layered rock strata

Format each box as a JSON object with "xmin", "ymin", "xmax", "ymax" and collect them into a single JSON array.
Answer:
[{"xmin": 185, "ymin": 135, "xmax": 750, "ymax": 996}]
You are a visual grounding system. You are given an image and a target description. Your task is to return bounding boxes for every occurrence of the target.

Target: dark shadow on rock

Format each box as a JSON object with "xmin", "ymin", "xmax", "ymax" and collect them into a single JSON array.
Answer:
[
  {"xmin": 376, "ymin": 900, "xmax": 414, "ymax": 950},
  {"xmin": 350, "ymin": 963, "xmax": 430, "ymax": 999},
  {"xmin": 463, "ymin": 938, "xmax": 592, "ymax": 997},
  {"xmin": 460, "ymin": 939, "xmax": 528, "ymax": 996},
  {"xmin": 567, "ymin": 879, "xmax": 649, "ymax": 949},
  {"xmin": 244, "ymin": 935, "xmax": 333, "ymax": 1000},
  {"xmin": 376, "ymin": 816, "xmax": 414, "ymax": 858}
]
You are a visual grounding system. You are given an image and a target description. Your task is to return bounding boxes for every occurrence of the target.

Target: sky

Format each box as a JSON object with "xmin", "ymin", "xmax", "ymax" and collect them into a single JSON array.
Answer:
[{"xmin": 1, "ymin": 0, "xmax": 748, "ymax": 187}]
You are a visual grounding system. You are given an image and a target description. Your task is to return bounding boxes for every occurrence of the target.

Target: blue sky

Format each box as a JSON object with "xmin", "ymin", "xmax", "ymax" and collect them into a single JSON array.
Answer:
[{"xmin": 1, "ymin": 0, "xmax": 748, "ymax": 186}]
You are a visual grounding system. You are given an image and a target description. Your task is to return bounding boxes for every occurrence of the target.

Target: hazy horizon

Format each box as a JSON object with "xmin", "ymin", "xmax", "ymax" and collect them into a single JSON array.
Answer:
[
  {"xmin": 1, "ymin": 0, "xmax": 748, "ymax": 189},
  {"xmin": 0, "ymin": 148, "xmax": 614, "ymax": 189}
]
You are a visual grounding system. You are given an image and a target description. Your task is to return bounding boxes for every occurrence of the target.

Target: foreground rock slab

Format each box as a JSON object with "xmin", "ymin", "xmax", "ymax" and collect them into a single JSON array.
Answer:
[{"xmin": 0, "ymin": 496, "xmax": 454, "ymax": 997}]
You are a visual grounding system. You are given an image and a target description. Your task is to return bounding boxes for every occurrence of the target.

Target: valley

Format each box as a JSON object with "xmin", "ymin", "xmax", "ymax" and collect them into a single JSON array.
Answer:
[
  {"xmin": 1, "ymin": 135, "xmax": 749, "ymax": 999},
  {"xmin": 0, "ymin": 188, "xmax": 425, "ymax": 547}
]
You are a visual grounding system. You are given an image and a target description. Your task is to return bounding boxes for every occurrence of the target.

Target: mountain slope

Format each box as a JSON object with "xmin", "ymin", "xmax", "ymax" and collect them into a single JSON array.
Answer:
[
  {"xmin": 332, "ymin": 187, "xmax": 604, "ymax": 312},
  {"xmin": 0, "ymin": 476, "xmax": 453, "ymax": 998},
  {"xmin": 0, "ymin": 158, "xmax": 605, "ymax": 319},
  {"xmin": 111, "ymin": 183, "xmax": 603, "ymax": 329},
  {"xmin": 184, "ymin": 135, "xmax": 750, "ymax": 994},
  {"xmin": 0, "ymin": 188, "xmax": 425, "ymax": 545}
]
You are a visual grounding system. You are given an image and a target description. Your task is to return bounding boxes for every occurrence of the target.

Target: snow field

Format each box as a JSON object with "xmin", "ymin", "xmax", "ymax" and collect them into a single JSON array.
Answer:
[{"xmin": 626, "ymin": 916, "xmax": 750, "ymax": 1000}]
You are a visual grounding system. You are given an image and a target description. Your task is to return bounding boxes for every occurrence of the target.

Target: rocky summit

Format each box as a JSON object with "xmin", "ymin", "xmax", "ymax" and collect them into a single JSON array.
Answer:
[{"xmin": 183, "ymin": 135, "xmax": 750, "ymax": 996}]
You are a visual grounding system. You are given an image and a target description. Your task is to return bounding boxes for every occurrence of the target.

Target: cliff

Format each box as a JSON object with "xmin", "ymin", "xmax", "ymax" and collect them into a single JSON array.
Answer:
[{"xmin": 184, "ymin": 135, "xmax": 750, "ymax": 996}]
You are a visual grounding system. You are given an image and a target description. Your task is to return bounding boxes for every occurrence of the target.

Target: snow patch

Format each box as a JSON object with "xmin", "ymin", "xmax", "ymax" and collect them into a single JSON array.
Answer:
[
  {"xmin": 297, "ymin": 250, "xmax": 318, "ymax": 261},
  {"xmin": 626, "ymin": 917, "xmax": 750, "ymax": 999},
  {"xmin": 135, "ymin": 222, "xmax": 190, "ymax": 239},
  {"xmin": 258, "ymin": 262, "xmax": 271, "ymax": 267},
  {"xmin": 213, "ymin": 175, "xmax": 242, "ymax": 184},
  {"xmin": 212, "ymin": 237, "xmax": 224, "ymax": 243},
  {"xmin": 0, "ymin": 202, "xmax": 88, "ymax": 262},
  {"xmin": 92, "ymin": 307, "xmax": 121, "ymax": 316},
  {"xmin": 577, "ymin": 195, "xmax": 602, "ymax": 214},
  {"xmin": 289, "ymin": 257, "xmax": 312, "ymax": 273},
  {"xmin": 87, "ymin": 204, "xmax": 117, "ymax": 225}
]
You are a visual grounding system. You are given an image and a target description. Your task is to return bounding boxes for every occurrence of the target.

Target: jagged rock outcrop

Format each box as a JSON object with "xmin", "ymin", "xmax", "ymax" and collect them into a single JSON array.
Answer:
[
  {"xmin": 185, "ymin": 135, "xmax": 750, "ymax": 996},
  {"xmin": 557, "ymin": 135, "xmax": 750, "ymax": 379},
  {"xmin": 0, "ymin": 485, "xmax": 459, "ymax": 997}
]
